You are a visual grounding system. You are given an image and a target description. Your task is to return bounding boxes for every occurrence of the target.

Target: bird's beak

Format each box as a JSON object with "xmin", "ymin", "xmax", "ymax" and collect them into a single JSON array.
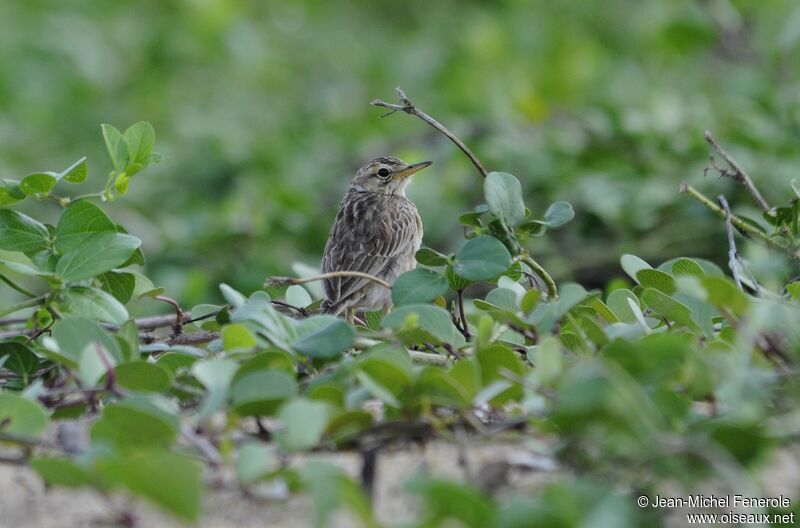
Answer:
[{"xmin": 394, "ymin": 160, "xmax": 433, "ymax": 180}]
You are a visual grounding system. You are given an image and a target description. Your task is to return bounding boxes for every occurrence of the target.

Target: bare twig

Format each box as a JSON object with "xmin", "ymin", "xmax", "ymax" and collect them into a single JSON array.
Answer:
[
  {"xmin": 165, "ymin": 331, "xmax": 219, "ymax": 346},
  {"xmin": 154, "ymin": 295, "xmax": 184, "ymax": 336},
  {"xmin": 717, "ymin": 195, "xmax": 743, "ymax": 290},
  {"xmin": 266, "ymin": 271, "xmax": 391, "ymax": 290},
  {"xmin": 270, "ymin": 300, "xmax": 311, "ymax": 318},
  {"xmin": 180, "ymin": 423, "xmax": 222, "ymax": 467},
  {"xmin": 680, "ymin": 182, "xmax": 799, "ymax": 260},
  {"xmin": 371, "ymin": 87, "xmax": 488, "ymax": 178},
  {"xmin": 704, "ymin": 131, "xmax": 770, "ymax": 211},
  {"xmin": 457, "ymin": 289, "xmax": 471, "ymax": 340}
]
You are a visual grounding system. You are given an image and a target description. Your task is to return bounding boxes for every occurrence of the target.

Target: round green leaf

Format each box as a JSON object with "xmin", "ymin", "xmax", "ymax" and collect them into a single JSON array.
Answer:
[
  {"xmin": 539, "ymin": 201, "xmax": 575, "ymax": 227},
  {"xmin": 90, "ymin": 399, "xmax": 178, "ymax": 448},
  {"xmin": 0, "ymin": 392, "xmax": 48, "ymax": 438},
  {"xmin": 20, "ymin": 172, "xmax": 57, "ymax": 196},
  {"xmin": 453, "ymin": 236, "xmax": 512, "ymax": 282},
  {"xmin": 484, "ymin": 171, "xmax": 526, "ymax": 227},
  {"xmin": 391, "ymin": 268, "xmax": 449, "ymax": 306},
  {"xmin": 275, "ymin": 398, "xmax": 330, "ymax": 451},
  {"xmin": 231, "ymin": 370, "xmax": 298, "ymax": 416},
  {"xmin": 292, "ymin": 315, "xmax": 355, "ymax": 360},
  {"xmin": 115, "ymin": 362, "xmax": 172, "ymax": 392},
  {"xmin": 95, "ymin": 449, "xmax": 201, "ymax": 521},
  {"xmin": 285, "ymin": 284, "xmax": 313, "ymax": 308},
  {"xmin": 635, "ymin": 269, "xmax": 676, "ymax": 294},
  {"xmin": 620, "ymin": 254, "xmax": 651, "ymax": 282},
  {"xmin": 415, "ymin": 247, "xmax": 450, "ymax": 266},
  {"xmin": 382, "ymin": 304, "xmax": 458, "ymax": 344}
]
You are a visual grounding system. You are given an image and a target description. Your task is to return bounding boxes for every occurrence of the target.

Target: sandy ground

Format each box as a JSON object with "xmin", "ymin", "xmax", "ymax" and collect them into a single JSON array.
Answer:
[
  {"xmin": 3, "ymin": 422, "xmax": 798, "ymax": 528},
  {"xmin": 0, "ymin": 436, "xmax": 558, "ymax": 528}
]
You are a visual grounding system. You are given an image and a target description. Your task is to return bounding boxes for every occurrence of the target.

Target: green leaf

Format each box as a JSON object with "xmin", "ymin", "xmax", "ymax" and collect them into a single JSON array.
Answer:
[
  {"xmin": 123, "ymin": 122, "xmax": 156, "ymax": 175},
  {"xmin": 406, "ymin": 477, "xmax": 493, "ymax": 528},
  {"xmin": 620, "ymin": 254, "xmax": 651, "ymax": 282},
  {"xmin": 0, "ymin": 179, "xmax": 26, "ymax": 206},
  {"xmin": 671, "ymin": 258, "xmax": 705, "ymax": 278},
  {"xmin": 539, "ymin": 201, "xmax": 575, "ymax": 227},
  {"xmin": 51, "ymin": 317, "xmax": 121, "ymax": 364},
  {"xmin": 78, "ymin": 341, "xmax": 117, "ymax": 387},
  {"xmin": 56, "ymin": 232, "xmax": 141, "ymax": 281},
  {"xmin": 300, "ymin": 462, "xmax": 376, "ymax": 528},
  {"xmin": 606, "ymin": 289, "xmax": 640, "ymax": 324},
  {"xmin": 95, "ymin": 449, "xmax": 202, "ymax": 521},
  {"xmin": 101, "ymin": 124, "xmax": 129, "ymax": 172},
  {"xmin": 484, "ymin": 171, "xmax": 526, "ymax": 227},
  {"xmin": 702, "ymin": 276, "xmax": 750, "ymax": 316},
  {"xmin": 115, "ymin": 362, "xmax": 172, "ymax": 392},
  {"xmin": 192, "ymin": 359, "xmax": 238, "ymax": 420},
  {"xmin": 0, "ymin": 392, "xmax": 48, "ymax": 438},
  {"xmin": 236, "ymin": 442, "xmax": 279, "ymax": 484},
  {"xmin": 640, "ymin": 288, "xmax": 700, "ymax": 330},
  {"xmin": 531, "ymin": 335, "xmax": 563, "ymax": 385},
  {"xmin": 19, "ymin": 173, "xmax": 57, "ymax": 196},
  {"xmin": 391, "ymin": 268, "xmax": 449, "ymax": 306},
  {"xmin": 90, "ymin": 398, "xmax": 179, "ymax": 448},
  {"xmin": 453, "ymin": 236, "xmax": 512, "ymax": 282},
  {"xmin": 635, "ymin": 269, "xmax": 676, "ymax": 294},
  {"xmin": 19, "ymin": 158, "xmax": 87, "ymax": 196},
  {"xmin": 0, "ymin": 209, "xmax": 50, "ymax": 254},
  {"xmin": 30, "ymin": 457, "xmax": 94, "ymax": 488},
  {"xmin": 292, "ymin": 315, "xmax": 355, "ymax": 360},
  {"xmin": 221, "ymin": 323, "xmax": 257, "ymax": 350},
  {"xmin": 382, "ymin": 304, "xmax": 458, "ymax": 344},
  {"xmin": 60, "ymin": 157, "xmax": 88, "ymax": 183},
  {"xmin": 476, "ymin": 344, "xmax": 525, "ymax": 405},
  {"xmin": 275, "ymin": 398, "xmax": 330, "ymax": 451},
  {"xmin": 97, "ymin": 271, "xmax": 135, "ymax": 304},
  {"xmin": 415, "ymin": 247, "xmax": 451, "ymax": 266},
  {"xmin": 54, "ymin": 200, "xmax": 116, "ymax": 254},
  {"xmin": 231, "ymin": 370, "xmax": 298, "ymax": 416},
  {"xmin": 61, "ymin": 286, "xmax": 129, "ymax": 324},
  {"xmin": 0, "ymin": 342, "xmax": 38, "ymax": 383},
  {"xmin": 285, "ymin": 284, "xmax": 312, "ymax": 308}
]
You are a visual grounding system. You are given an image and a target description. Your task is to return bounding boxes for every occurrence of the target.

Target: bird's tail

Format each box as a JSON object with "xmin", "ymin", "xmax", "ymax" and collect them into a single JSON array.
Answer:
[{"xmin": 320, "ymin": 299, "xmax": 344, "ymax": 316}]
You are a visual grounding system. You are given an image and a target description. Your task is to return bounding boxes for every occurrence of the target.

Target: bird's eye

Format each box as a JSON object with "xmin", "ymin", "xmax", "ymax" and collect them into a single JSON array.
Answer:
[{"xmin": 377, "ymin": 168, "xmax": 390, "ymax": 178}]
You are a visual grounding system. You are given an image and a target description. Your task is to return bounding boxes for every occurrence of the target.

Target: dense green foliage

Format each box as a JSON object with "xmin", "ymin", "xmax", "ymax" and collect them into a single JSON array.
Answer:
[
  {"xmin": 2, "ymin": 1, "xmax": 800, "ymax": 305},
  {"xmin": 0, "ymin": 120, "xmax": 798, "ymax": 526},
  {"xmin": 2, "ymin": 2, "xmax": 800, "ymax": 526}
]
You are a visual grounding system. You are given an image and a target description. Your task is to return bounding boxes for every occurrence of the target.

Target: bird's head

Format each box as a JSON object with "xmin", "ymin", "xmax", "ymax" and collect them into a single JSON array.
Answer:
[{"xmin": 349, "ymin": 156, "xmax": 432, "ymax": 196}]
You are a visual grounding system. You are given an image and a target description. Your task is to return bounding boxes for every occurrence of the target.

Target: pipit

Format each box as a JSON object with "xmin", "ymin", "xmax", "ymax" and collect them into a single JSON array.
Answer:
[{"xmin": 321, "ymin": 156, "xmax": 432, "ymax": 323}]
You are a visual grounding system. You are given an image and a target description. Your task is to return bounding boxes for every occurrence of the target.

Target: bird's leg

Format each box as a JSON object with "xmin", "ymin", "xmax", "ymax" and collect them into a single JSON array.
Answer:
[
  {"xmin": 345, "ymin": 308, "xmax": 355, "ymax": 326},
  {"xmin": 381, "ymin": 303, "xmax": 393, "ymax": 316}
]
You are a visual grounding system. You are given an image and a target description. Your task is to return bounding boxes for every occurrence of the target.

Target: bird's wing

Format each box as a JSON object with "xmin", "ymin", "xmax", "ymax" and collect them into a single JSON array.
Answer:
[{"xmin": 322, "ymin": 195, "xmax": 418, "ymax": 308}]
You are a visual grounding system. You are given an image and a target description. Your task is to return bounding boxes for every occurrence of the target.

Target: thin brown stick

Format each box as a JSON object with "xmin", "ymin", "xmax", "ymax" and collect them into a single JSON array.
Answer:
[
  {"xmin": 704, "ymin": 131, "xmax": 770, "ymax": 211},
  {"xmin": 154, "ymin": 295, "xmax": 184, "ymax": 336},
  {"xmin": 680, "ymin": 182, "xmax": 799, "ymax": 260},
  {"xmin": 165, "ymin": 331, "xmax": 219, "ymax": 346},
  {"xmin": 717, "ymin": 195, "xmax": 743, "ymax": 290},
  {"xmin": 371, "ymin": 87, "xmax": 488, "ymax": 178},
  {"xmin": 266, "ymin": 271, "xmax": 391, "ymax": 290}
]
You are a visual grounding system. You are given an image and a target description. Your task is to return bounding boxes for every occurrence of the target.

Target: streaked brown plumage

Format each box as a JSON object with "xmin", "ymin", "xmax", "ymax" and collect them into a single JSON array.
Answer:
[{"xmin": 321, "ymin": 156, "xmax": 432, "ymax": 322}]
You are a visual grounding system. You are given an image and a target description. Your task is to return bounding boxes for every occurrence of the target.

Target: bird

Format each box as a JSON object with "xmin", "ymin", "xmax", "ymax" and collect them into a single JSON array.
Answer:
[{"xmin": 321, "ymin": 156, "xmax": 432, "ymax": 323}]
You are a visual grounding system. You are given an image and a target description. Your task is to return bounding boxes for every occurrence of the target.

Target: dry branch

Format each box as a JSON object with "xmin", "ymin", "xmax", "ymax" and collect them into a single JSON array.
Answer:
[{"xmin": 704, "ymin": 131, "xmax": 770, "ymax": 211}]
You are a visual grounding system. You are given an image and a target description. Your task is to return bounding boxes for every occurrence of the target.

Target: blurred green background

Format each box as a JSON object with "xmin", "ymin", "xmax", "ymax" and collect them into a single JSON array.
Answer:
[{"xmin": 1, "ymin": 0, "xmax": 799, "ymax": 308}]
